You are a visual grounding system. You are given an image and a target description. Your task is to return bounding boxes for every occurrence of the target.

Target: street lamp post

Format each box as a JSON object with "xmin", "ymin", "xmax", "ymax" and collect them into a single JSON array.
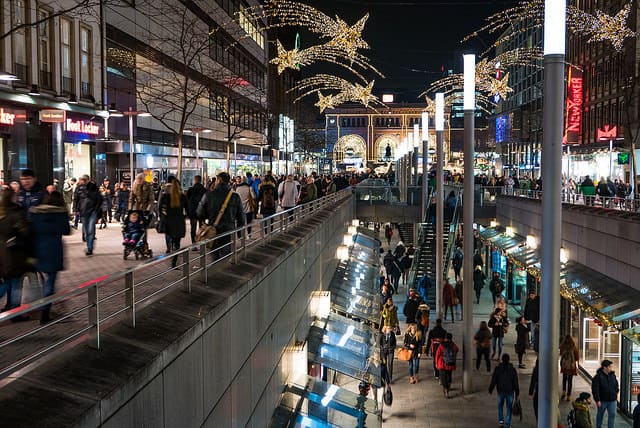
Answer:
[
  {"xmin": 540, "ymin": 1, "xmax": 566, "ymax": 426},
  {"xmin": 122, "ymin": 107, "xmax": 151, "ymax": 183},
  {"xmin": 421, "ymin": 112, "xmax": 429, "ymax": 222},
  {"xmin": 435, "ymin": 93, "xmax": 445, "ymax": 318},
  {"xmin": 462, "ymin": 53, "xmax": 476, "ymax": 394},
  {"xmin": 413, "ymin": 123, "xmax": 420, "ymax": 186},
  {"xmin": 184, "ymin": 128, "xmax": 211, "ymax": 178}
]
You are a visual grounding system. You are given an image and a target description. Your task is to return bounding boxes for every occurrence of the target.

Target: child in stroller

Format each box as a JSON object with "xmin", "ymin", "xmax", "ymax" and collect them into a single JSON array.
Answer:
[{"xmin": 122, "ymin": 210, "xmax": 154, "ymax": 260}]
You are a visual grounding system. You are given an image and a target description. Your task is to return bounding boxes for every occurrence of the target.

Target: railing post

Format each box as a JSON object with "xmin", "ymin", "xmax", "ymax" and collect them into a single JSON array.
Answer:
[
  {"xmin": 87, "ymin": 285, "xmax": 100, "ymax": 349},
  {"xmin": 242, "ymin": 226, "xmax": 247, "ymax": 258},
  {"xmin": 200, "ymin": 242, "xmax": 207, "ymax": 283},
  {"xmin": 125, "ymin": 271, "xmax": 135, "ymax": 327},
  {"xmin": 182, "ymin": 250, "xmax": 191, "ymax": 293},
  {"xmin": 233, "ymin": 230, "xmax": 239, "ymax": 264}
]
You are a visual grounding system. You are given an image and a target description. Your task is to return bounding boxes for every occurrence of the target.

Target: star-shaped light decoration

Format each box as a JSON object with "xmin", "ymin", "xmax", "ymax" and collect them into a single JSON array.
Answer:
[
  {"xmin": 423, "ymin": 97, "xmax": 436, "ymax": 114},
  {"xmin": 588, "ymin": 3, "xmax": 635, "ymax": 52},
  {"xmin": 326, "ymin": 14, "xmax": 370, "ymax": 59},
  {"xmin": 315, "ymin": 92, "xmax": 342, "ymax": 112},
  {"xmin": 345, "ymin": 80, "xmax": 377, "ymax": 107},
  {"xmin": 271, "ymin": 40, "xmax": 300, "ymax": 74},
  {"xmin": 485, "ymin": 73, "xmax": 513, "ymax": 100}
]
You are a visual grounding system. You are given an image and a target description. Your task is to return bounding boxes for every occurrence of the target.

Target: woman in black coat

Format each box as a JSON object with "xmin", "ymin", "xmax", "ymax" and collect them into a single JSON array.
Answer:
[
  {"xmin": 30, "ymin": 191, "xmax": 71, "ymax": 324},
  {"xmin": 514, "ymin": 316, "xmax": 530, "ymax": 369},
  {"xmin": 160, "ymin": 180, "xmax": 187, "ymax": 268}
]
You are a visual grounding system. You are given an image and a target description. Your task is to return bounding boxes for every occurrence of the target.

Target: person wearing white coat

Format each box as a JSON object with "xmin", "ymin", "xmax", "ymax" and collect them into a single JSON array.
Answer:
[{"xmin": 278, "ymin": 175, "xmax": 300, "ymax": 210}]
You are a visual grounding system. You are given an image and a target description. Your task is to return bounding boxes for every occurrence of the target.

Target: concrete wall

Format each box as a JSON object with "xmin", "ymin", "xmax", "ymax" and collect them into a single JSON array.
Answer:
[
  {"xmin": 0, "ymin": 195, "xmax": 354, "ymax": 428},
  {"xmin": 496, "ymin": 195, "xmax": 640, "ymax": 288}
]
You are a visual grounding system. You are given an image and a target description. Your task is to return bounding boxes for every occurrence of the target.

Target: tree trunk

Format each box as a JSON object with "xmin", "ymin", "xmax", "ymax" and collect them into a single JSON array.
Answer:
[{"xmin": 177, "ymin": 132, "xmax": 183, "ymax": 182}]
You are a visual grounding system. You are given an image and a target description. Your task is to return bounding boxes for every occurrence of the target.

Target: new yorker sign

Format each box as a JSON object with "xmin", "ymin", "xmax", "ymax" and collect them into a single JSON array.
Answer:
[
  {"xmin": 66, "ymin": 118, "xmax": 100, "ymax": 135},
  {"xmin": 0, "ymin": 108, "xmax": 16, "ymax": 126},
  {"xmin": 564, "ymin": 66, "xmax": 583, "ymax": 145}
]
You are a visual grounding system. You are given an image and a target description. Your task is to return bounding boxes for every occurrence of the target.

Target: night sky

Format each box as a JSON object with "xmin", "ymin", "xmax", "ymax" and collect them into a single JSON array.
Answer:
[{"xmin": 302, "ymin": 0, "xmax": 516, "ymax": 102}]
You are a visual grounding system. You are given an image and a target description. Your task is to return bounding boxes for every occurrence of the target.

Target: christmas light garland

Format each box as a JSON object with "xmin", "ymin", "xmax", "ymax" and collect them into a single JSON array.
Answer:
[{"xmin": 290, "ymin": 75, "xmax": 381, "ymax": 111}]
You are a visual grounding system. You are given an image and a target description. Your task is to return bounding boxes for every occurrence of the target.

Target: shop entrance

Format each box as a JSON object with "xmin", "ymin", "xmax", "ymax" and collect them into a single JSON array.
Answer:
[
  {"xmin": 582, "ymin": 317, "xmax": 621, "ymax": 376},
  {"xmin": 65, "ymin": 142, "xmax": 93, "ymax": 179}
]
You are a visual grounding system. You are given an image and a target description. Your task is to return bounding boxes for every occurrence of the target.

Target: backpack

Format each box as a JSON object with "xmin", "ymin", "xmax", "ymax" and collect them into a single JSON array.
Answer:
[
  {"xmin": 442, "ymin": 342, "xmax": 456, "ymax": 365},
  {"xmin": 561, "ymin": 348, "xmax": 576, "ymax": 373},
  {"xmin": 262, "ymin": 186, "xmax": 275, "ymax": 210},
  {"xmin": 566, "ymin": 408, "xmax": 577, "ymax": 428},
  {"xmin": 419, "ymin": 310, "xmax": 429, "ymax": 328}
]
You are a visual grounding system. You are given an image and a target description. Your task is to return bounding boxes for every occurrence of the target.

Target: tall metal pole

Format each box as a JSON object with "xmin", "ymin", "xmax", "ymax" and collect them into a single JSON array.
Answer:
[
  {"xmin": 422, "ymin": 113, "xmax": 429, "ymax": 222},
  {"xmin": 462, "ymin": 53, "xmax": 476, "ymax": 394},
  {"xmin": 539, "ymin": 1, "xmax": 565, "ymax": 426},
  {"xmin": 195, "ymin": 132, "xmax": 200, "ymax": 176},
  {"xmin": 435, "ymin": 93, "xmax": 445, "ymax": 318},
  {"xmin": 128, "ymin": 108, "xmax": 134, "ymax": 182}
]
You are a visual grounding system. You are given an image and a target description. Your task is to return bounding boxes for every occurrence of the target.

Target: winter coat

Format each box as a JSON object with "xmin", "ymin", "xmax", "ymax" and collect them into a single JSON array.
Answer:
[
  {"xmin": 29, "ymin": 205, "xmax": 71, "ymax": 273},
  {"xmin": 524, "ymin": 296, "xmax": 540, "ymax": 323},
  {"xmin": 426, "ymin": 325, "xmax": 447, "ymax": 356},
  {"xmin": 489, "ymin": 277, "xmax": 505, "ymax": 295},
  {"xmin": 435, "ymin": 340, "xmax": 459, "ymax": 371},
  {"xmin": 473, "ymin": 269, "xmax": 486, "ymax": 291},
  {"xmin": 257, "ymin": 181, "xmax": 278, "ymax": 215},
  {"xmin": 454, "ymin": 281, "xmax": 463, "ymax": 305},
  {"xmin": 399, "ymin": 255, "xmax": 412, "ymax": 271},
  {"xmin": 17, "ymin": 182, "xmax": 45, "ymax": 215},
  {"xmin": 124, "ymin": 219, "xmax": 145, "ymax": 236},
  {"xmin": 591, "ymin": 367, "xmax": 619, "ymax": 402},
  {"xmin": 186, "ymin": 182, "xmax": 207, "ymax": 218},
  {"xmin": 488, "ymin": 314, "xmax": 508, "ymax": 338},
  {"xmin": 403, "ymin": 295, "xmax": 422, "ymax": 323},
  {"xmin": 473, "ymin": 253, "xmax": 484, "ymax": 268},
  {"xmin": 73, "ymin": 182, "xmax": 103, "ymax": 217},
  {"xmin": 129, "ymin": 180, "xmax": 154, "ymax": 211},
  {"xmin": 452, "ymin": 249, "xmax": 463, "ymax": 270},
  {"xmin": 299, "ymin": 182, "xmax": 317, "ymax": 204},
  {"xmin": 515, "ymin": 323, "xmax": 530, "ymax": 353},
  {"xmin": 573, "ymin": 399, "xmax": 593, "ymax": 428},
  {"xmin": 474, "ymin": 328, "xmax": 492, "ymax": 349},
  {"xmin": 403, "ymin": 331, "xmax": 421, "ymax": 359},
  {"xmin": 160, "ymin": 193, "xmax": 188, "ymax": 239},
  {"xmin": 559, "ymin": 343, "xmax": 579, "ymax": 375},
  {"xmin": 443, "ymin": 282, "xmax": 457, "ymax": 306},
  {"xmin": 489, "ymin": 362, "xmax": 520, "ymax": 395},
  {"xmin": 234, "ymin": 182, "xmax": 256, "ymax": 214},
  {"xmin": 197, "ymin": 184, "xmax": 245, "ymax": 232},
  {"xmin": 0, "ymin": 203, "xmax": 32, "ymax": 278},
  {"xmin": 379, "ymin": 330, "xmax": 397, "ymax": 352},
  {"xmin": 633, "ymin": 403, "xmax": 640, "ymax": 428},
  {"xmin": 278, "ymin": 179, "xmax": 299, "ymax": 209},
  {"xmin": 380, "ymin": 304, "xmax": 399, "ymax": 328}
]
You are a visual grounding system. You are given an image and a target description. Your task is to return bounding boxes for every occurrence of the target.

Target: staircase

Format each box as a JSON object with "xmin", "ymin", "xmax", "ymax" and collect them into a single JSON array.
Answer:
[{"xmin": 396, "ymin": 223, "xmax": 414, "ymax": 246}]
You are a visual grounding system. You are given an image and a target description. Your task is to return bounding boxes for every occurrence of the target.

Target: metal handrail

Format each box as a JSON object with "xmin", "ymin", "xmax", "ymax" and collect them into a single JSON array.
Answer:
[
  {"xmin": 0, "ymin": 188, "xmax": 353, "ymax": 380},
  {"xmin": 502, "ymin": 187, "xmax": 640, "ymax": 212},
  {"xmin": 442, "ymin": 193, "xmax": 462, "ymax": 282}
]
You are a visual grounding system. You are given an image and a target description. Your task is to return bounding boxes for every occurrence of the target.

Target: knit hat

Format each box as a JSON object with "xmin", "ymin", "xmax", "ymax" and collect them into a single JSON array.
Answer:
[
  {"xmin": 578, "ymin": 392, "xmax": 591, "ymax": 401},
  {"xmin": 601, "ymin": 359, "xmax": 613, "ymax": 367}
]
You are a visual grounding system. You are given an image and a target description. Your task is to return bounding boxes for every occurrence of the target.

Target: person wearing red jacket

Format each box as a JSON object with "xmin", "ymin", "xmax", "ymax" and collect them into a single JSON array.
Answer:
[{"xmin": 435, "ymin": 333, "xmax": 459, "ymax": 398}]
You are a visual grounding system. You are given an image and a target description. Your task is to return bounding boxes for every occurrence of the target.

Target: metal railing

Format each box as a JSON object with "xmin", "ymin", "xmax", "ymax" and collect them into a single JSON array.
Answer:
[
  {"xmin": 353, "ymin": 185, "xmax": 424, "ymax": 206},
  {"xmin": 499, "ymin": 187, "xmax": 640, "ymax": 212},
  {"xmin": 0, "ymin": 189, "xmax": 352, "ymax": 380}
]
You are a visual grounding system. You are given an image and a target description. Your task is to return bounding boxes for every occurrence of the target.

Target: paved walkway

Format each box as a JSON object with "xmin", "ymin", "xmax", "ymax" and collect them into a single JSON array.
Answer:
[{"xmin": 371, "ymin": 225, "xmax": 632, "ymax": 428}]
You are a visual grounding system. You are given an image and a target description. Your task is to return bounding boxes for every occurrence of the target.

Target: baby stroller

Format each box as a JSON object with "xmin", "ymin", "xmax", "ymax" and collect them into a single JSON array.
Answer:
[{"xmin": 122, "ymin": 210, "xmax": 154, "ymax": 260}]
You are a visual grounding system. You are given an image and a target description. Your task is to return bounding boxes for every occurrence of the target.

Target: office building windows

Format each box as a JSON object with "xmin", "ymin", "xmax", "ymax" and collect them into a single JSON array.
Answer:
[
  {"xmin": 61, "ymin": 18, "xmax": 74, "ymax": 95},
  {"xmin": 80, "ymin": 26, "xmax": 92, "ymax": 99},
  {"xmin": 37, "ymin": 8, "xmax": 53, "ymax": 89},
  {"xmin": 12, "ymin": 0, "xmax": 29, "ymax": 82}
]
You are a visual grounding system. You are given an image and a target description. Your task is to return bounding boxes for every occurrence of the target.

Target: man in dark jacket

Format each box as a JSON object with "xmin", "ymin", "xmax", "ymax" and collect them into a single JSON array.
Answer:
[
  {"xmin": 426, "ymin": 318, "xmax": 447, "ymax": 379},
  {"xmin": 488, "ymin": 271, "xmax": 504, "ymax": 304},
  {"xmin": 403, "ymin": 289, "xmax": 423, "ymax": 325},
  {"xmin": 186, "ymin": 175, "xmax": 206, "ymax": 244},
  {"xmin": 489, "ymin": 353, "xmax": 520, "ymax": 428},
  {"xmin": 523, "ymin": 291, "xmax": 540, "ymax": 348},
  {"xmin": 379, "ymin": 325, "xmax": 397, "ymax": 382},
  {"xmin": 73, "ymin": 176, "xmax": 102, "ymax": 255},
  {"xmin": 592, "ymin": 359, "xmax": 619, "ymax": 428},
  {"xmin": 197, "ymin": 172, "xmax": 244, "ymax": 258},
  {"xmin": 17, "ymin": 169, "xmax": 45, "ymax": 218}
]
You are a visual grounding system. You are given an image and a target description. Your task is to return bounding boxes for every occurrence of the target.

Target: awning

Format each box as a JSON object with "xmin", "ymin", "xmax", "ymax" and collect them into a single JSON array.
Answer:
[
  {"xmin": 488, "ymin": 233, "xmax": 525, "ymax": 252},
  {"xmin": 479, "ymin": 226, "xmax": 501, "ymax": 241},
  {"xmin": 271, "ymin": 375, "xmax": 381, "ymax": 428},
  {"xmin": 560, "ymin": 260, "xmax": 640, "ymax": 326},
  {"xmin": 622, "ymin": 325, "xmax": 640, "ymax": 347},
  {"xmin": 307, "ymin": 314, "xmax": 381, "ymax": 387},
  {"xmin": 509, "ymin": 245, "xmax": 540, "ymax": 269}
]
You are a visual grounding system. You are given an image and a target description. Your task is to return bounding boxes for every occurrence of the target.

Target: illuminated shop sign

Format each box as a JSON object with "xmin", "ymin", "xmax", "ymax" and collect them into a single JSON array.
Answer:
[
  {"xmin": 0, "ymin": 108, "xmax": 16, "ymax": 125},
  {"xmin": 40, "ymin": 109, "xmax": 66, "ymax": 123},
  {"xmin": 564, "ymin": 66, "xmax": 583, "ymax": 144},
  {"xmin": 495, "ymin": 114, "xmax": 508, "ymax": 143},
  {"xmin": 597, "ymin": 124, "xmax": 617, "ymax": 140},
  {"xmin": 66, "ymin": 119, "xmax": 100, "ymax": 135}
]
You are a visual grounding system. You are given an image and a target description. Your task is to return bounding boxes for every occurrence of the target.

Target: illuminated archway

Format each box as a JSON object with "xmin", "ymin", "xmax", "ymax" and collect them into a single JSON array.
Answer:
[
  {"xmin": 333, "ymin": 134, "xmax": 367, "ymax": 166},
  {"xmin": 374, "ymin": 135, "xmax": 400, "ymax": 161}
]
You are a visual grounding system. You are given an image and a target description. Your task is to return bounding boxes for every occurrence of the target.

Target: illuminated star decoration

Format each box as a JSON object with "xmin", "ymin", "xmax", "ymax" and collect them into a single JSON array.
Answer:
[
  {"xmin": 326, "ymin": 14, "xmax": 370, "ymax": 59},
  {"xmin": 485, "ymin": 73, "xmax": 513, "ymax": 101},
  {"xmin": 315, "ymin": 92, "xmax": 342, "ymax": 112},
  {"xmin": 291, "ymin": 74, "xmax": 382, "ymax": 111},
  {"xmin": 270, "ymin": 39, "xmax": 383, "ymax": 78},
  {"xmin": 571, "ymin": 3, "xmax": 635, "ymax": 52}
]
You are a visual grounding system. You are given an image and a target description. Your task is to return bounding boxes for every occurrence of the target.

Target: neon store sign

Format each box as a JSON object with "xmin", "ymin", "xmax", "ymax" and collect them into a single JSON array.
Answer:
[
  {"xmin": 0, "ymin": 108, "xmax": 16, "ymax": 125},
  {"xmin": 66, "ymin": 119, "xmax": 100, "ymax": 135},
  {"xmin": 564, "ymin": 67, "xmax": 583, "ymax": 144}
]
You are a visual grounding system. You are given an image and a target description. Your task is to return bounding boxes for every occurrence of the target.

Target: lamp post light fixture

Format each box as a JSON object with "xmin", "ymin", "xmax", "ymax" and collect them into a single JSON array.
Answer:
[
  {"xmin": 413, "ymin": 123, "xmax": 420, "ymax": 186},
  {"xmin": 122, "ymin": 107, "xmax": 151, "ymax": 183},
  {"xmin": 540, "ymin": 0, "xmax": 566, "ymax": 426},
  {"xmin": 421, "ymin": 111, "xmax": 429, "ymax": 222},
  {"xmin": 435, "ymin": 92, "xmax": 445, "ymax": 319},
  {"xmin": 462, "ymin": 53, "xmax": 476, "ymax": 394}
]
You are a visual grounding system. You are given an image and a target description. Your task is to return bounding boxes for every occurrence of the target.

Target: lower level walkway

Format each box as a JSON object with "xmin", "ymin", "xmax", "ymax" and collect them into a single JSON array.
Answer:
[{"xmin": 380, "ymin": 275, "xmax": 633, "ymax": 427}]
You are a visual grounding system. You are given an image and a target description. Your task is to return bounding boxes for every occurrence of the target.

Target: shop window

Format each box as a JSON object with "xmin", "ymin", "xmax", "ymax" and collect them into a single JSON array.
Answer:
[
  {"xmin": 106, "ymin": 43, "xmax": 135, "ymax": 80},
  {"xmin": 60, "ymin": 18, "xmax": 74, "ymax": 95},
  {"xmin": 37, "ymin": 9, "xmax": 54, "ymax": 90},
  {"xmin": 80, "ymin": 26, "xmax": 92, "ymax": 100},
  {"xmin": 12, "ymin": 0, "xmax": 30, "ymax": 82}
]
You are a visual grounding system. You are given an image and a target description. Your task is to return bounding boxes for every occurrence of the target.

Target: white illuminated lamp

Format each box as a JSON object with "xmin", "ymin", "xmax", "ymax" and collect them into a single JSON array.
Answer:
[
  {"xmin": 560, "ymin": 247, "xmax": 569, "ymax": 263},
  {"xmin": 347, "ymin": 225, "xmax": 357, "ymax": 236},
  {"xmin": 407, "ymin": 132, "xmax": 413, "ymax": 150},
  {"xmin": 309, "ymin": 291, "xmax": 331, "ymax": 318},
  {"xmin": 544, "ymin": 0, "xmax": 566, "ymax": 55},
  {"xmin": 505, "ymin": 226, "xmax": 515, "ymax": 237},
  {"xmin": 336, "ymin": 245, "xmax": 349, "ymax": 260},
  {"xmin": 490, "ymin": 220, "xmax": 498, "ymax": 228},
  {"xmin": 463, "ymin": 54, "xmax": 476, "ymax": 110},
  {"xmin": 382, "ymin": 94, "xmax": 394, "ymax": 103},
  {"xmin": 351, "ymin": 219, "xmax": 359, "ymax": 227},
  {"xmin": 421, "ymin": 112, "xmax": 429, "ymax": 141},
  {"xmin": 343, "ymin": 233, "xmax": 354, "ymax": 246},
  {"xmin": 413, "ymin": 123, "xmax": 420, "ymax": 149},
  {"xmin": 435, "ymin": 93, "xmax": 444, "ymax": 131},
  {"xmin": 526, "ymin": 235, "xmax": 539, "ymax": 249}
]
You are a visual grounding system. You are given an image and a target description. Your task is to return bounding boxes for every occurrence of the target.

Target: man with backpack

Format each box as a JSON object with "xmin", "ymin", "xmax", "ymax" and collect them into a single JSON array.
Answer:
[
  {"xmin": 435, "ymin": 333, "xmax": 459, "ymax": 398},
  {"xmin": 426, "ymin": 318, "xmax": 447, "ymax": 379},
  {"xmin": 258, "ymin": 174, "xmax": 277, "ymax": 232},
  {"xmin": 489, "ymin": 353, "xmax": 520, "ymax": 428},
  {"xmin": 186, "ymin": 175, "xmax": 206, "ymax": 245}
]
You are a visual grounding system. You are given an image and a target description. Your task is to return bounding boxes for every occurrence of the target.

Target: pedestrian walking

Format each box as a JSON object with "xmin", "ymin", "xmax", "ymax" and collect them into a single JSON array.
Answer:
[
  {"xmin": 454, "ymin": 280, "xmax": 463, "ymax": 320},
  {"xmin": 435, "ymin": 333, "xmax": 459, "ymax": 398},
  {"xmin": 572, "ymin": 392, "xmax": 594, "ymax": 428},
  {"xmin": 427, "ymin": 318, "xmax": 447, "ymax": 379},
  {"xmin": 473, "ymin": 265, "xmax": 486, "ymax": 303},
  {"xmin": 380, "ymin": 297, "xmax": 399, "ymax": 334},
  {"xmin": 442, "ymin": 280, "xmax": 458, "ymax": 323},
  {"xmin": 560, "ymin": 334, "xmax": 580, "ymax": 401},
  {"xmin": 489, "ymin": 308, "xmax": 508, "ymax": 360},
  {"xmin": 474, "ymin": 320, "xmax": 492, "ymax": 372},
  {"xmin": 186, "ymin": 175, "xmax": 206, "ymax": 244},
  {"xmin": 524, "ymin": 290, "xmax": 540, "ymax": 348},
  {"xmin": 514, "ymin": 316, "xmax": 530, "ymax": 369},
  {"xmin": 489, "ymin": 353, "xmax": 520, "ymax": 428},
  {"xmin": 379, "ymin": 325, "xmax": 397, "ymax": 382},
  {"xmin": 403, "ymin": 323, "xmax": 421, "ymax": 384},
  {"xmin": 529, "ymin": 358, "xmax": 539, "ymax": 420},
  {"xmin": 73, "ymin": 176, "xmax": 102, "ymax": 256},
  {"xmin": 29, "ymin": 191, "xmax": 70, "ymax": 324},
  {"xmin": 489, "ymin": 271, "xmax": 505, "ymax": 304},
  {"xmin": 591, "ymin": 359, "xmax": 619, "ymax": 428},
  {"xmin": 632, "ymin": 393, "xmax": 639, "ymax": 428},
  {"xmin": 384, "ymin": 223, "xmax": 393, "ymax": 246},
  {"xmin": 235, "ymin": 175, "xmax": 257, "ymax": 237},
  {"xmin": 159, "ymin": 180, "xmax": 187, "ymax": 268},
  {"xmin": 452, "ymin": 246, "xmax": 463, "ymax": 281}
]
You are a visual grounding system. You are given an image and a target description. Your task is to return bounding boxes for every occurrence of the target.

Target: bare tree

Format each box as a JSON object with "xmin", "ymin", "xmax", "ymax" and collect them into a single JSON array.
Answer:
[
  {"xmin": 294, "ymin": 104, "xmax": 325, "ymax": 165},
  {"xmin": 136, "ymin": 1, "xmax": 212, "ymax": 180}
]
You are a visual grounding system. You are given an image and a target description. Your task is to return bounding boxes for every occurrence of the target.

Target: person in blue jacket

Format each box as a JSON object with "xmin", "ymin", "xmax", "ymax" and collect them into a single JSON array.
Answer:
[{"xmin": 30, "ymin": 191, "xmax": 71, "ymax": 324}]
